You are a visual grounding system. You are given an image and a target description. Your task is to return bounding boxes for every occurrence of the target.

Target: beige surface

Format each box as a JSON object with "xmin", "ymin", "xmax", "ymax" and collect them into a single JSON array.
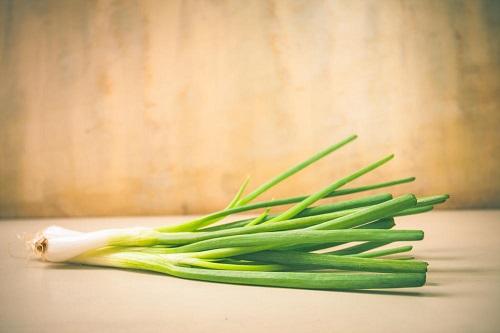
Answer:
[
  {"xmin": 1, "ymin": 1, "xmax": 499, "ymax": 217},
  {"xmin": 1, "ymin": 210, "xmax": 499, "ymax": 332}
]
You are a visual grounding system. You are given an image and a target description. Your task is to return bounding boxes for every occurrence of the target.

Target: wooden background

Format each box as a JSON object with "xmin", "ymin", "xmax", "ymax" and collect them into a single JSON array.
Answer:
[{"xmin": 1, "ymin": 0, "xmax": 499, "ymax": 218}]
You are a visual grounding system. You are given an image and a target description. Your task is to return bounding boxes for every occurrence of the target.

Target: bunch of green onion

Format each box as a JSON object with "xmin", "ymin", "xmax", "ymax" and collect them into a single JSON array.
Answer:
[{"xmin": 31, "ymin": 134, "xmax": 449, "ymax": 291}]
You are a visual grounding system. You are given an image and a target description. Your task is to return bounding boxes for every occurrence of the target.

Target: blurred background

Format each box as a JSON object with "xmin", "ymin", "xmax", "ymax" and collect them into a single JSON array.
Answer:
[{"xmin": 0, "ymin": 0, "xmax": 499, "ymax": 218}]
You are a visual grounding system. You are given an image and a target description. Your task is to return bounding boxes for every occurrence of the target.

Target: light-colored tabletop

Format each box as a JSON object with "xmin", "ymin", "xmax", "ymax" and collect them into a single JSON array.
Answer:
[{"xmin": 1, "ymin": 210, "xmax": 499, "ymax": 333}]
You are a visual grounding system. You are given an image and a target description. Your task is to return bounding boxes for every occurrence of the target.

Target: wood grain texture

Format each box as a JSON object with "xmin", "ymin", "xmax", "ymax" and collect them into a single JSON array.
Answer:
[{"xmin": 0, "ymin": 0, "xmax": 499, "ymax": 217}]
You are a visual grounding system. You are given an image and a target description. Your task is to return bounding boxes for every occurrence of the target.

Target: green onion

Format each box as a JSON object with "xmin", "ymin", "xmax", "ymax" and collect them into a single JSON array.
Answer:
[
  {"xmin": 199, "ymin": 176, "xmax": 416, "ymax": 232},
  {"xmin": 163, "ymin": 135, "xmax": 358, "ymax": 232},
  {"xmin": 351, "ymin": 245, "xmax": 414, "ymax": 258},
  {"xmin": 236, "ymin": 250, "xmax": 427, "ymax": 273},
  {"xmin": 71, "ymin": 249, "xmax": 426, "ymax": 290},
  {"xmin": 202, "ymin": 192, "xmax": 393, "ymax": 231},
  {"xmin": 245, "ymin": 208, "xmax": 270, "ymax": 227},
  {"xmin": 262, "ymin": 155, "xmax": 395, "ymax": 224},
  {"xmin": 237, "ymin": 134, "xmax": 358, "ymax": 206},
  {"xmin": 30, "ymin": 135, "xmax": 448, "ymax": 291},
  {"xmin": 166, "ymin": 229, "xmax": 424, "ymax": 254}
]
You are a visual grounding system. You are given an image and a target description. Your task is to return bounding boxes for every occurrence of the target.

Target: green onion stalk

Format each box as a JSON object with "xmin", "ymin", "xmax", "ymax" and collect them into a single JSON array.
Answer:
[{"xmin": 30, "ymin": 135, "xmax": 449, "ymax": 291}]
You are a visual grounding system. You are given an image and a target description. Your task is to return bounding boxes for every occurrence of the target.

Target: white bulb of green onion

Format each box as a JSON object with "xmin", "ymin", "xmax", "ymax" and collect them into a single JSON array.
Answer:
[
  {"xmin": 30, "ymin": 226, "xmax": 154, "ymax": 262},
  {"xmin": 42, "ymin": 225, "xmax": 82, "ymax": 238}
]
